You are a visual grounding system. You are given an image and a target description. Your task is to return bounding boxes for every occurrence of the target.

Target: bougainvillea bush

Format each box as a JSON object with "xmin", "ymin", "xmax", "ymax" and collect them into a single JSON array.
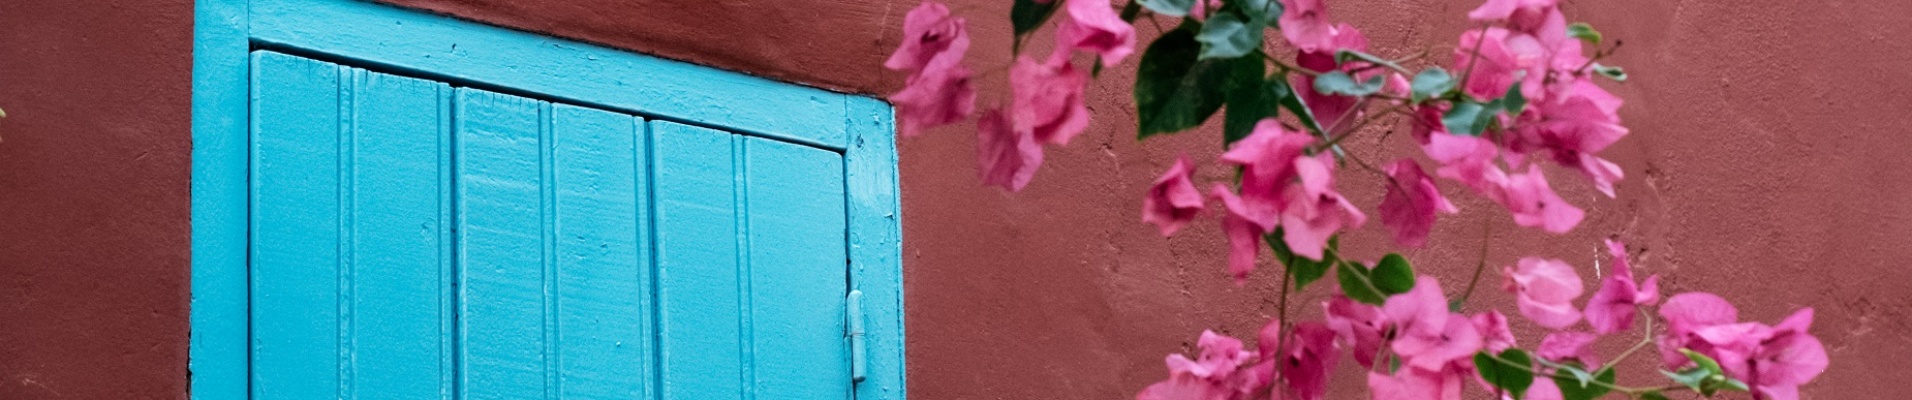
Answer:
[{"xmin": 882, "ymin": 0, "xmax": 1827, "ymax": 399}]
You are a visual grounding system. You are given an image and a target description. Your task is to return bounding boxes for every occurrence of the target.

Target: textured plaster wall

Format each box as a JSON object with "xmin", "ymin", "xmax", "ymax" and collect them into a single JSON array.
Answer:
[
  {"xmin": 377, "ymin": 0, "xmax": 1912, "ymax": 399},
  {"xmin": 0, "ymin": 0, "xmax": 1899, "ymax": 398},
  {"xmin": 0, "ymin": 0, "xmax": 195, "ymax": 398}
]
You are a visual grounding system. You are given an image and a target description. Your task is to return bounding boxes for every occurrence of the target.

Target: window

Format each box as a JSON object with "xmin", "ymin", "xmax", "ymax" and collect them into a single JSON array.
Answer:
[{"xmin": 192, "ymin": 2, "xmax": 902, "ymax": 399}]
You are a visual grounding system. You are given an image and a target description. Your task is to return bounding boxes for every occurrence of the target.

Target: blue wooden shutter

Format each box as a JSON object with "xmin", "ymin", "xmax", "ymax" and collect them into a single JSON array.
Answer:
[{"xmin": 248, "ymin": 50, "xmax": 851, "ymax": 399}]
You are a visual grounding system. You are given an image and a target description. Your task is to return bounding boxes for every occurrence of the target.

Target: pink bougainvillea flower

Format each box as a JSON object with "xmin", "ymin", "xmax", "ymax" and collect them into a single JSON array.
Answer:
[
  {"xmin": 889, "ymin": 63, "xmax": 977, "ymax": 138},
  {"xmin": 1423, "ymin": 132, "xmax": 1506, "ymax": 196},
  {"xmin": 1262, "ymin": 322, "xmax": 1340, "ymax": 400},
  {"xmin": 1508, "ymin": 80, "xmax": 1629, "ymax": 197},
  {"xmin": 1654, "ymin": 297, "xmax": 1826, "ymax": 400},
  {"xmin": 1278, "ymin": 0, "xmax": 1337, "ymax": 52},
  {"xmin": 1502, "ymin": 257, "xmax": 1584, "ymax": 329},
  {"xmin": 1378, "ymin": 159, "xmax": 1459, "ymax": 248},
  {"xmin": 1660, "ymin": 292, "xmax": 1740, "ymax": 337},
  {"xmin": 1517, "ymin": 377, "xmax": 1566, "ymax": 400},
  {"xmin": 1584, "ymin": 238, "xmax": 1662, "ymax": 334},
  {"xmin": 1294, "ymin": 26, "xmax": 1372, "ymax": 132},
  {"xmin": 1143, "ymin": 157, "xmax": 1205, "ymax": 237},
  {"xmin": 1214, "ymin": 184, "xmax": 1268, "ymax": 283},
  {"xmin": 1142, "ymin": 330, "xmax": 1267, "ymax": 400},
  {"xmin": 1496, "ymin": 165, "xmax": 1584, "ymax": 234},
  {"xmin": 1279, "ymin": 154, "xmax": 1367, "ymax": 260},
  {"xmin": 1325, "ymin": 295, "xmax": 1388, "ymax": 368},
  {"xmin": 975, "ymin": 109, "xmax": 1043, "ymax": 191},
  {"xmin": 883, "ymin": 2, "xmax": 969, "ymax": 73},
  {"xmin": 1219, "ymin": 119, "xmax": 1316, "ymax": 228},
  {"xmin": 1536, "ymin": 331, "xmax": 1599, "ymax": 366},
  {"xmin": 1166, "ymin": 330, "xmax": 1256, "ymax": 378},
  {"xmin": 884, "ymin": 2, "xmax": 976, "ymax": 137},
  {"xmin": 1009, "ymin": 56, "xmax": 1092, "ymax": 146},
  {"xmin": 1187, "ymin": 0, "xmax": 1224, "ymax": 21},
  {"xmin": 1465, "ymin": 0, "xmax": 1558, "ymax": 26},
  {"xmin": 1368, "ymin": 368, "xmax": 1464, "ymax": 400},
  {"xmin": 1453, "ymin": 27, "xmax": 1546, "ymax": 101},
  {"xmin": 1394, "ymin": 311, "xmax": 1484, "ymax": 372},
  {"xmin": 1136, "ymin": 374, "xmax": 1233, "ymax": 400},
  {"xmin": 1385, "ymin": 276, "xmax": 1451, "ymax": 339},
  {"xmin": 1058, "ymin": 0, "xmax": 1137, "ymax": 65},
  {"xmin": 1751, "ymin": 310, "xmax": 1829, "ymax": 400},
  {"xmin": 1474, "ymin": 310, "xmax": 1517, "ymax": 353}
]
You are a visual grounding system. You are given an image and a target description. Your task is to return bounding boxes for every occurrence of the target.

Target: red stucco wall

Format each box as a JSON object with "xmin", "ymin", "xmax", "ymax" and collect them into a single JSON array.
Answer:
[
  {"xmin": 0, "ymin": 0, "xmax": 195, "ymax": 398},
  {"xmin": 376, "ymin": 1, "xmax": 1912, "ymax": 399},
  {"xmin": 2, "ymin": 0, "xmax": 1905, "ymax": 398}
]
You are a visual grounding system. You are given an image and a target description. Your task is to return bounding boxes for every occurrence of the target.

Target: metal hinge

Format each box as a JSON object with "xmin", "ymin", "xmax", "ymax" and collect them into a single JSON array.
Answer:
[{"xmin": 847, "ymin": 289, "xmax": 868, "ymax": 383}]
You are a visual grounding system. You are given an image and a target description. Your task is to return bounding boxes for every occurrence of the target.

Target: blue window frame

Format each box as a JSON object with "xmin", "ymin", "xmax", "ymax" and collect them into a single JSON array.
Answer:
[{"xmin": 191, "ymin": 1, "xmax": 903, "ymax": 399}]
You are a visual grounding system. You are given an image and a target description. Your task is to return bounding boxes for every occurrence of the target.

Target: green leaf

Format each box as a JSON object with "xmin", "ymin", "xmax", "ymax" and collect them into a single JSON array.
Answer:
[
  {"xmin": 1475, "ymin": 350, "xmax": 1536, "ymax": 399},
  {"xmin": 1136, "ymin": 25, "xmax": 1243, "ymax": 138},
  {"xmin": 1680, "ymin": 349, "xmax": 1724, "ymax": 376},
  {"xmin": 1335, "ymin": 49, "xmax": 1408, "ymax": 73},
  {"xmin": 1660, "ymin": 368, "xmax": 1712, "ymax": 395},
  {"xmin": 1120, "ymin": 0, "xmax": 1144, "ymax": 22},
  {"xmin": 1553, "ymin": 367, "xmax": 1615, "ymax": 400},
  {"xmin": 1410, "ymin": 67, "xmax": 1454, "ymax": 102},
  {"xmin": 1136, "ymin": 0, "xmax": 1197, "ymax": 17},
  {"xmin": 1501, "ymin": 82, "xmax": 1528, "ymax": 116},
  {"xmin": 1442, "ymin": 100, "xmax": 1491, "ymax": 136},
  {"xmin": 1011, "ymin": 0, "xmax": 1062, "ymax": 37},
  {"xmin": 1223, "ymin": 63, "xmax": 1275, "ymax": 144},
  {"xmin": 1721, "ymin": 377, "xmax": 1751, "ymax": 392},
  {"xmin": 1268, "ymin": 78, "xmax": 1326, "ymax": 135},
  {"xmin": 1370, "ymin": 253, "xmax": 1415, "ymax": 295},
  {"xmin": 1593, "ymin": 63, "xmax": 1627, "ymax": 82},
  {"xmin": 1336, "ymin": 261, "xmax": 1386, "ymax": 305},
  {"xmin": 1196, "ymin": 13, "xmax": 1262, "ymax": 60},
  {"xmin": 1312, "ymin": 71, "xmax": 1385, "ymax": 96},
  {"xmin": 1246, "ymin": 0, "xmax": 1283, "ymax": 26},
  {"xmin": 1638, "ymin": 391, "xmax": 1672, "ymax": 400},
  {"xmin": 1567, "ymin": 22, "xmax": 1603, "ymax": 45}
]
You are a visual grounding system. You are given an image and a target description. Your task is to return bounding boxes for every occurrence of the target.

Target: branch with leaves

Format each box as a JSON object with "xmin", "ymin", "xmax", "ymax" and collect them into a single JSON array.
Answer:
[{"xmin": 879, "ymin": 0, "xmax": 1827, "ymax": 399}]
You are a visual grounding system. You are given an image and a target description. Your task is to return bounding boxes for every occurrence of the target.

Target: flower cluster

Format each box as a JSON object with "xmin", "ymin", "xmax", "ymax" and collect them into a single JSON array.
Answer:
[
  {"xmin": 882, "ymin": 0, "xmax": 1828, "ymax": 398},
  {"xmin": 1139, "ymin": 239, "xmax": 1825, "ymax": 400},
  {"xmin": 886, "ymin": 0, "xmax": 1136, "ymax": 191}
]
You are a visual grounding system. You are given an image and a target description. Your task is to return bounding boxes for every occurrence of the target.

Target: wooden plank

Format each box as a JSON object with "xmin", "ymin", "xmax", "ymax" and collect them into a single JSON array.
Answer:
[
  {"xmin": 651, "ymin": 121, "xmax": 744, "ymax": 400},
  {"xmin": 250, "ymin": 51, "xmax": 342, "ymax": 400},
  {"xmin": 743, "ymin": 137, "xmax": 850, "ymax": 400},
  {"xmin": 346, "ymin": 68, "xmax": 453, "ymax": 400},
  {"xmin": 550, "ymin": 104, "xmax": 649, "ymax": 399},
  {"xmin": 250, "ymin": 0, "xmax": 850, "ymax": 150},
  {"xmin": 456, "ymin": 88, "xmax": 549, "ymax": 400},
  {"xmin": 189, "ymin": 5, "xmax": 251, "ymax": 399},
  {"xmin": 844, "ymin": 96, "xmax": 906, "ymax": 400}
]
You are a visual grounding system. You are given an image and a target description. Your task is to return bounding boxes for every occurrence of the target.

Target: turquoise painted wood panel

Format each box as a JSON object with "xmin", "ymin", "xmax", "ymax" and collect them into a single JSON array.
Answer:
[
  {"xmin": 250, "ymin": 52, "xmax": 455, "ymax": 400},
  {"xmin": 230, "ymin": 47, "xmax": 888, "ymax": 400},
  {"xmin": 845, "ymin": 96, "xmax": 907, "ymax": 400},
  {"xmin": 743, "ymin": 137, "xmax": 851, "ymax": 400},
  {"xmin": 344, "ymin": 67, "xmax": 456, "ymax": 400},
  {"xmin": 250, "ymin": 51, "xmax": 343, "ymax": 400},
  {"xmin": 650, "ymin": 121, "xmax": 745, "ymax": 400},
  {"xmin": 551, "ymin": 104, "xmax": 651, "ymax": 399},
  {"xmin": 454, "ymin": 88, "xmax": 551, "ymax": 400}
]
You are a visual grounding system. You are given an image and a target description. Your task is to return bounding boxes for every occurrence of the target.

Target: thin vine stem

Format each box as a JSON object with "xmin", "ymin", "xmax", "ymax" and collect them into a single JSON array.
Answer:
[
  {"xmin": 1267, "ymin": 251, "xmax": 1296, "ymax": 400},
  {"xmin": 1456, "ymin": 218, "xmax": 1493, "ymax": 307},
  {"xmin": 1482, "ymin": 352, "xmax": 1688, "ymax": 395}
]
